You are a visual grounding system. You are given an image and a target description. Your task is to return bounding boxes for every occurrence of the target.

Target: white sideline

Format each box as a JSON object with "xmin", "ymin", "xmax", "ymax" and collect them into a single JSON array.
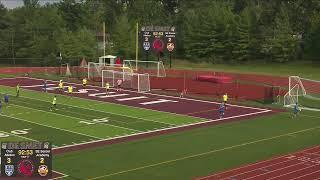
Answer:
[
  {"xmin": 0, "ymin": 113, "xmax": 103, "ymax": 140},
  {"xmin": 53, "ymin": 109, "xmax": 271, "ymax": 151},
  {"xmin": 50, "ymin": 170, "xmax": 69, "ymax": 180},
  {"xmin": 0, "ymin": 130, "xmax": 37, "ymax": 142},
  {"xmin": 7, "ymin": 89, "xmax": 177, "ymax": 126},
  {"xmin": 1, "ymin": 77, "xmax": 273, "ymax": 151},
  {"xmin": 11, "ymin": 103, "xmax": 141, "ymax": 133}
]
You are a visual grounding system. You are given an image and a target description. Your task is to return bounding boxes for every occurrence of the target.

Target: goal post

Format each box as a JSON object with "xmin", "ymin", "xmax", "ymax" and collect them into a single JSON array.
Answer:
[
  {"xmin": 284, "ymin": 76, "xmax": 320, "ymax": 110},
  {"xmin": 123, "ymin": 60, "xmax": 166, "ymax": 77},
  {"xmin": 102, "ymin": 70, "xmax": 150, "ymax": 92},
  {"xmin": 87, "ymin": 62, "xmax": 132, "ymax": 81}
]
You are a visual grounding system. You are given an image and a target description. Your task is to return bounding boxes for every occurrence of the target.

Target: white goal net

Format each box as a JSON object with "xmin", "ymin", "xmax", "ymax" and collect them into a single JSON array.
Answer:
[
  {"xmin": 102, "ymin": 70, "xmax": 150, "ymax": 92},
  {"xmin": 87, "ymin": 62, "xmax": 132, "ymax": 81},
  {"xmin": 284, "ymin": 76, "xmax": 320, "ymax": 110},
  {"xmin": 123, "ymin": 60, "xmax": 166, "ymax": 77}
]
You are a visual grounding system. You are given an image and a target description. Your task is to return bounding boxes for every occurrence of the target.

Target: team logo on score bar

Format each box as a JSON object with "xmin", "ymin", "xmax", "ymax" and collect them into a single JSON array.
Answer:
[
  {"xmin": 38, "ymin": 165, "xmax": 49, "ymax": 176},
  {"xmin": 5, "ymin": 165, "xmax": 14, "ymax": 176},
  {"xmin": 18, "ymin": 159, "xmax": 35, "ymax": 176}
]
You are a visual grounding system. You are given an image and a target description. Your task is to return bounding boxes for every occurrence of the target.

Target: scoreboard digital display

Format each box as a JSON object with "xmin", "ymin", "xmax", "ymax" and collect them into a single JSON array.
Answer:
[
  {"xmin": 141, "ymin": 26, "xmax": 176, "ymax": 53},
  {"xmin": 0, "ymin": 142, "xmax": 52, "ymax": 178}
]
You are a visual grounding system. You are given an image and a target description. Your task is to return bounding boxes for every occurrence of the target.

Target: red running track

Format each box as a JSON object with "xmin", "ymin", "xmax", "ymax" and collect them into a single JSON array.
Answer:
[{"xmin": 197, "ymin": 145, "xmax": 320, "ymax": 180}]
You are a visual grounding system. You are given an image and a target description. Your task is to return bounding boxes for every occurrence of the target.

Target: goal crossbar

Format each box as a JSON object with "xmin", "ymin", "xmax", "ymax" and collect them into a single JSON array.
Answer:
[
  {"xmin": 123, "ymin": 60, "xmax": 166, "ymax": 77},
  {"xmin": 101, "ymin": 70, "xmax": 150, "ymax": 92}
]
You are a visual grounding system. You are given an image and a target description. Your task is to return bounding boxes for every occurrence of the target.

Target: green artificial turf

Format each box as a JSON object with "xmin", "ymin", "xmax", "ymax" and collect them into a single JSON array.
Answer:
[{"xmin": 53, "ymin": 111, "xmax": 320, "ymax": 179}]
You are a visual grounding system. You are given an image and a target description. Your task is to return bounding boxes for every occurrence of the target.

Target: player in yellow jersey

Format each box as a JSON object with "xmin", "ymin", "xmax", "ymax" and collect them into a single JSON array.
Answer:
[
  {"xmin": 16, "ymin": 84, "xmax": 20, "ymax": 97},
  {"xmin": 223, "ymin": 93, "xmax": 228, "ymax": 109},
  {"xmin": 82, "ymin": 78, "xmax": 87, "ymax": 88},
  {"xmin": 49, "ymin": 95, "xmax": 57, "ymax": 111},
  {"xmin": 58, "ymin": 80, "xmax": 63, "ymax": 93},
  {"xmin": 105, "ymin": 82, "xmax": 110, "ymax": 96},
  {"xmin": 68, "ymin": 85, "xmax": 73, "ymax": 94}
]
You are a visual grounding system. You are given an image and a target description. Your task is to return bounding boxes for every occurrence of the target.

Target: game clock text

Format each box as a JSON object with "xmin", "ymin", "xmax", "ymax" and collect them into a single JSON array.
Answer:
[{"xmin": 0, "ymin": 142, "xmax": 52, "ymax": 178}]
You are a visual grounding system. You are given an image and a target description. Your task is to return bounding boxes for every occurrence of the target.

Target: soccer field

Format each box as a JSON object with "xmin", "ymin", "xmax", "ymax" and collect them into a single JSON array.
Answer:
[{"xmin": 0, "ymin": 77, "xmax": 319, "ymax": 179}]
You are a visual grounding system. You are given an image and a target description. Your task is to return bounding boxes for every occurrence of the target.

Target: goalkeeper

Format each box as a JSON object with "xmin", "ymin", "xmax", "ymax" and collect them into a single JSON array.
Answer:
[{"xmin": 105, "ymin": 82, "xmax": 110, "ymax": 96}]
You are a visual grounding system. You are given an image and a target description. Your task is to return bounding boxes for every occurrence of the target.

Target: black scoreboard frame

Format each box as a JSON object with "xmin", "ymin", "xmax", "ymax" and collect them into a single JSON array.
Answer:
[{"xmin": 141, "ymin": 26, "xmax": 176, "ymax": 68}]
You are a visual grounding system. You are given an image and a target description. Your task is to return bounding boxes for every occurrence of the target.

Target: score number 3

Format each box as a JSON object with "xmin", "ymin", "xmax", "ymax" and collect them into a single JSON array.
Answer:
[{"xmin": 7, "ymin": 157, "xmax": 11, "ymax": 164}]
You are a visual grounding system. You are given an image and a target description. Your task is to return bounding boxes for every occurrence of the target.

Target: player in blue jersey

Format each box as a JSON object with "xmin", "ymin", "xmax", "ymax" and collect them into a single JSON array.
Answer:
[
  {"xmin": 293, "ymin": 102, "xmax": 301, "ymax": 118},
  {"xmin": 219, "ymin": 103, "xmax": 225, "ymax": 119},
  {"xmin": 4, "ymin": 94, "xmax": 9, "ymax": 107},
  {"xmin": 43, "ymin": 80, "xmax": 47, "ymax": 92}
]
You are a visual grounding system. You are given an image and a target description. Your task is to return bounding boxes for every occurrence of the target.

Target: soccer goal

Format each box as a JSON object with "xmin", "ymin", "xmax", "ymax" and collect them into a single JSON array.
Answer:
[
  {"xmin": 102, "ymin": 70, "xmax": 150, "ymax": 92},
  {"xmin": 87, "ymin": 62, "xmax": 132, "ymax": 81},
  {"xmin": 123, "ymin": 60, "xmax": 166, "ymax": 77},
  {"xmin": 284, "ymin": 76, "xmax": 320, "ymax": 110}
]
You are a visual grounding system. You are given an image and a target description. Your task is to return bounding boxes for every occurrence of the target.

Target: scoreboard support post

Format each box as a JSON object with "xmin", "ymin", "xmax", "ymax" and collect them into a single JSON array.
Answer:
[
  {"xmin": 169, "ymin": 52, "xmax": 172, "ymax": 69},
  {"xmin": 135, "ymin": 22, "xmax": 139, "ymax": 71}
]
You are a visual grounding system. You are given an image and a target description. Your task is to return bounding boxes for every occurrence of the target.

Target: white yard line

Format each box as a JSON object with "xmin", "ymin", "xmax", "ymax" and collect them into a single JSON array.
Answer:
[
  {"xmin": 9, "ymin": 90, "xmax": 177, "ymax": 126},
  {"xmin": 24, "ymin": 77, "xmax": 270, "ymax": 111},
  {"xmin": 50, "ymin": 170, "xmax": 69, "ymax": 180},
  {"xmin": 11, "ymin": 103, "xmax": 141, "ymax": 133},
  {"xmin": 117, "ymin": 96, "xmax": 148, "ymax": 101},
  {"xmin": 0, "ymin": 130, "xmax": 37, "ymax": 142},
  {"xmin": 0, "ymin": 113, "xmax": 102, "ymax": 140},
  {"xmin": 140, "ymin": 99, "xmax": 178, "ymax": 105},
  {"xmin": 53, "ymin": 109, "xmax": 271, "ymax": 151}
]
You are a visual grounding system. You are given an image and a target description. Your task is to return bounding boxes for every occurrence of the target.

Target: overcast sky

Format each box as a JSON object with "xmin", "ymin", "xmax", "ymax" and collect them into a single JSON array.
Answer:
[{"xmin": 0, "ymin": 0, "xmax": 61, "ymax": 9}]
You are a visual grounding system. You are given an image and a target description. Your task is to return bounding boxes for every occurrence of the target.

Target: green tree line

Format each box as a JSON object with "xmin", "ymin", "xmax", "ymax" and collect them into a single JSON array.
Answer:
[{"xmin": 0, "ymin": 0, "xmax": 320, "ymax": 66}]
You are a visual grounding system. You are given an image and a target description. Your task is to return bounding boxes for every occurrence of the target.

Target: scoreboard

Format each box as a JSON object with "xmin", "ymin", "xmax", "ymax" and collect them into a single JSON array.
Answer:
[
  {"xmin": 141, "ymin": 26, "xmax": 176, "ymax": 54},
  {"xmin": 0, "ymin": 142, "xmax": 52, "ymax": 178}
]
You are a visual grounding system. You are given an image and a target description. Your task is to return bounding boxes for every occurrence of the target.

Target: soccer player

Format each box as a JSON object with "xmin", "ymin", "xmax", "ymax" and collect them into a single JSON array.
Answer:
[
  {"xmin": 180, "ymin": 89, "xmax": 187, "ymax": 98},
  {"xmin": 4, "ymin": 94, "xmax": 9, "ymax": 107},
  {"xmin": 68, "ymin": 85, "xmax": 73, "ymax": 94},
  {"xmin": 219, "ymin": 103, "xmax": 225, "ymax": 119},
  {"xmin": 116, "ymin": 79, "xmax": 122, "ymax": 91},
  {"xmin": 50, "ymin": 95, "xmax": 57, "ymax": 111},
  {"xmin": 16, "ymin": 84, "xmax": 20, "ymax": 97},
  {"xmin": 105, "ymin": 82, "xmax": 110, "ymax": 96},
  {"xmin": 223, "ymin": 93, "xmax": 228, "ymax": 109},
  {"xmin": 43, "ymin": 80, "xmax": 47, "ymax": 92},
  {"xmin": 82, "ymin": 78, "xmax": 87, "ymax": 88},
  {"xmin": 293, "ymin": 102, "xmax": 301, "ymax": 118},
  {"xmin": 58, "ymin": 80, "xmax": 63, "ymax": 93}
]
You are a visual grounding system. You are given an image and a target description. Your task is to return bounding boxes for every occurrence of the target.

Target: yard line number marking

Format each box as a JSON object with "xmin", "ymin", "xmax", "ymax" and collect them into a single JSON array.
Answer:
[{"xmin": 79, "ymin": 117, "xmax": 110, "ymax": 125}]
